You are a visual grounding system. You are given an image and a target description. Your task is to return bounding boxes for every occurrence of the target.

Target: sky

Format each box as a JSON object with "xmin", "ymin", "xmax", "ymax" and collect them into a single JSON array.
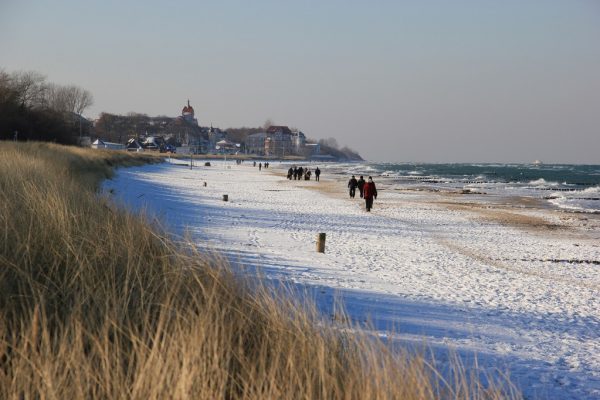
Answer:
[{"xmin": 1, "ymin": 0, "xmax": 599, "ymax": 163}]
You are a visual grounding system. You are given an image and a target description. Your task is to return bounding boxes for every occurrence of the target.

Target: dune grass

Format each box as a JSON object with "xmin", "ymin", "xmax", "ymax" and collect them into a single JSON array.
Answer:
[{"xmin": 0, "ymin": 142, "xmax": 520, "ymax": 399}]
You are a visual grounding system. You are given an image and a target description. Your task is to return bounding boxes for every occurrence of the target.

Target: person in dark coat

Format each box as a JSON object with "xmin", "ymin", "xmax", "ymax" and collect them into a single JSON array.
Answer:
[
  {"xmin": 315, "ymin": 167, "xmax": 321, "ymax": 181},
  {"xmin": 363, "ymin": 176, "xmax": 377, "ymax": 211},
  {"xmin": 259, "ymin": 162, "xmax": 262, "ymax": 171},
  {"xmin": 357, "ymin": 176, "xmax": 365, "ymax": 198},
  {"xmin": 287, "ymin": 167, "xmax": 293, "ymax": 180},
  {"xmin": 348, "ymin": 175, "xmax": 358, "ymax": 198},
  {"xmin": 297, "ymin": 166, "xmax": 303, "ymax": 180}
]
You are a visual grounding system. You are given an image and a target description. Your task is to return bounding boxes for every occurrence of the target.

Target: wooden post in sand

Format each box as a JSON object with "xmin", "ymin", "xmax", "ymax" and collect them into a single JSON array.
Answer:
[
  {"xmin": 316, "ymin": 233, "xmax": 326, "ymax": 253},
  {"xmin": 222, "ymin": 194, "xmax": 228, "ymax": 202},
  {"xmin": 203, "ymin": 182, "xmax": 207, "ymax": 187}
]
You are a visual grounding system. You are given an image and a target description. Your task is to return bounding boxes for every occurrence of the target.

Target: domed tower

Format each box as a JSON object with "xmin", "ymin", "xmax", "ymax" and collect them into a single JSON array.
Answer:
[{"xmin": 181, "ymin": 100, "xmax": 194, "ymax": 121}]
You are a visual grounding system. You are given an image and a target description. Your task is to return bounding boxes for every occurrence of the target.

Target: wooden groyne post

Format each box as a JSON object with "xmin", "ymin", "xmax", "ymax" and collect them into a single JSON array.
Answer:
[
  {"xmin": 316, "ymin": 233, "xmax": 326, "ymax": 253},
  {"xmin": 222, "ymin": 194, "xmax": 228, "ymax": 202}
]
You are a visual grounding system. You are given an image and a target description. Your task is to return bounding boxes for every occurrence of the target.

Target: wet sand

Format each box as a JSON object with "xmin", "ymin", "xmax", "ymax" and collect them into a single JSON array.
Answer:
[{"xmin": 269, "ymin": 167, "xmax": 600, "ymax": 239}]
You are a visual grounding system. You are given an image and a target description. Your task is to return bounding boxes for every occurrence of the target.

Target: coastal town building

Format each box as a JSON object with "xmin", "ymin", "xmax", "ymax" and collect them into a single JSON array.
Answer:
[
  {"xmin": 215, "ymin": 139, "xmax": 239, "ymax": 154},
  {"xmin": 125, "ymin": 138, "xmax": 144, "ymax": 152},
  {"xmin": 264, "ymin": 126, "xmax": 294, "ymax": 157},
  {"xmin": 291, "ymin": 130, "xmax": 306, "ymax": 153},
  {"xmin": 91, "ymin": 101, "xmax": 331, "ymax": 158},
  {"xmin": 304, "ymin": 142, "xmax": 321, "ymax": 156},
  {"xmin": 246, "ymin": 132, "xmax": 267, "ymax": 155},
  {"xmin": 91, "ymin": 139, "xmax": 125, "ymax": 150},
  {"xmin": 180, "ymin": 100, "xmax": 198, "ymax": 125},
  {"xmin": 244, "ymin": 126, "xmax": 297, "ymax": 156},
  {"xmin": 207, "ymin": 125, "xmax": 226, "ymax": 152}
]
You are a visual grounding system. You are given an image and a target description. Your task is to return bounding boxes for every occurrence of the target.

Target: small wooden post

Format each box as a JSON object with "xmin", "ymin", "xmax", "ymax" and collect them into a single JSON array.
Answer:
[
  {"xmin": 203, "ymin": 182, "xmax": 207, "ymax": 187},
  {"xmin": 222, "ymin": 194, "xmax": 228, "ymax": 202},
  {"xmin": 316, "ymin": 233, "xmax": 326, "ymax": 253}
]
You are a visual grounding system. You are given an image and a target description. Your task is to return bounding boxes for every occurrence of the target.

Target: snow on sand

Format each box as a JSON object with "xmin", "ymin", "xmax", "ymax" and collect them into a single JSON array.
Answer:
[{"xmin": 105, "ymin": 160, "xmax": 600, "ymax": 400}]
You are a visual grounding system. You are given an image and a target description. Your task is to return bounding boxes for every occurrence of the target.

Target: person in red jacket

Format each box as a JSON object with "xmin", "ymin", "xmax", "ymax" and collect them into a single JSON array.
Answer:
[{"xmin": 362, "ymin": 176, "xmax": 377, "ymax": 211}]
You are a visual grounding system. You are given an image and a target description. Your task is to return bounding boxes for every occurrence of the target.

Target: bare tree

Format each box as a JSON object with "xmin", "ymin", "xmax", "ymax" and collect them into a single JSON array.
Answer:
[
  {"xmin": 0, "ymin": 69, "xmax": 13, "ymax": 103},
  {"xmin": 319, "ymin": 137, "xmax": 339, "ymax": 149},
  {"xmin": 0, "ymin": 69, "xmax": 9, "ymax": 88},
  {"xmin": 45, "ymin": 83, "xmax": 69, "ymax": 112},
  {"xmin": 262, "ymin": 118, "xmax": 274, "ymax": 130},
  {"xmin": 9, "ymin": 71, "xmax": 48, "ymax": 108},
  {"xmin": 62, "ymin": 85, "xmax": 93, "ymax": 115},
  {"xmin": 44, "ymin": 84, "xmax": 93, "ymax": 116}
]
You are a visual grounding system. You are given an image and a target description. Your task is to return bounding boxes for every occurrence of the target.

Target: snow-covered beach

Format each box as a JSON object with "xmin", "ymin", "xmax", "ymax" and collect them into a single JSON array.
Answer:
[{"xmin": 106, "ymin": 160, "xmax": 600, "ymax": 400}]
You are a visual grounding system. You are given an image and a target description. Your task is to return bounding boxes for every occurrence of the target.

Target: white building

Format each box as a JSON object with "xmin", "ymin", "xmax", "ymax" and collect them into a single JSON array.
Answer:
[
  {"xmin": 291, "ymin": 130, "xmax": 306, "ymax": 152},
  {"xmin": 91, "ymin": 139, "xmax": 125, "ymax": 150}
]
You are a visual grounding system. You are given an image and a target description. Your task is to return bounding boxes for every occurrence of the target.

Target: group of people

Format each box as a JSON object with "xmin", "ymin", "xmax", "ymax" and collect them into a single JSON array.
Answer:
[
  {"xmin": 348, "ymin": 175, "xmax": 378, "ymax": 211},
  {"xmin": 254, "ymin": 161, "xmax": 270, "ymax": 171},
  {"xmin": 287, "ymin": 166, "xmax": 321, "ymax": 181}
]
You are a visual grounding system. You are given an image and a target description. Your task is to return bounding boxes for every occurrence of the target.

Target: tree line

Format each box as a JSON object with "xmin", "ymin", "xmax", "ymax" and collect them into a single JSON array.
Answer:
[{"xmin": 0, "ymin": 69, "xmax": 93, "ymax": 144}]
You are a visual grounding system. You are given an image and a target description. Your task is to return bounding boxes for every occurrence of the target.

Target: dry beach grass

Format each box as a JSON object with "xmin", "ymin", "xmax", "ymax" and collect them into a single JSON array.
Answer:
[{"xmin": 0, "ymin": 142, "xmax": 520, "ymax": 399}]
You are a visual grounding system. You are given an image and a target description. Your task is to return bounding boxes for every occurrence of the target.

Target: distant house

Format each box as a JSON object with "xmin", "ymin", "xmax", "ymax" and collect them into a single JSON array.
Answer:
[
  {"xmin": 140, "ymin": 136, "xmax": 167, "ymax": 151},
  {"xmin": 264, "ymin": 126, "xmax": 294, "ymax": 157},
  {"xmin": 215, "ymin": 139, "xmax": 240, "ymax": 154},
  {"xmin": 304, "ymin": 143, "xmax": 320, "ymax": 156},
  {"xmin": 207, "ymin": 126, "xmax": 226, "ymax": 152},
  {"xmin": 292, "ymin": 130, "xmax": 306, "ymax": 152},
  {"xmin": 246, "ymin": 132, "xmax": 267, "ymax": 155},
  {"xmin": 91, "ymin": 139, "xmax": 125, "ymax": 150},
  {"xmin": 245, "ymin": 126, "xmax": 304, "ymax": 157},
  {"xmin": 126, "ymin": 139, "xmax": 144, "ymax": 152}
]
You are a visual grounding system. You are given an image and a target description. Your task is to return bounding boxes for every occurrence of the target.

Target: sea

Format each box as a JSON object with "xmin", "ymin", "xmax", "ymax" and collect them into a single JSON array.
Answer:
[{"xmin": 323, "ymin": 162, "xmax": 600, "ymax": 214}]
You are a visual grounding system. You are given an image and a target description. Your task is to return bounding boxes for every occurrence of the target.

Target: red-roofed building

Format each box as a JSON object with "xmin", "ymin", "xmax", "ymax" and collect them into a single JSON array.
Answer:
[
  {"xmin": 264, "ymin": 125, "xmax": 293, "ymax": 156},
  {"xmin": 181, "ymin": 100, "xmax": 198, "ymax": 125}
]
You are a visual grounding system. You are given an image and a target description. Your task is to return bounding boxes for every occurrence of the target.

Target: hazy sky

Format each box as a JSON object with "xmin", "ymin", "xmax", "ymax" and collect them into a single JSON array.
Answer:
[{"xmin": 1, "ymin": 0, "xmax": 599, "ymax": 163}]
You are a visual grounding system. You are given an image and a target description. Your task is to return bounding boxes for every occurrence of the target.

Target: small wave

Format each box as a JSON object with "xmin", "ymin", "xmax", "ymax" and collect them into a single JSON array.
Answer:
[
  {"xmin": 580, "ymin": 186, "xmax": 600, "ymax": 195},
  {"xmin": 547, "ymin": 196, "xmax": 600, "ymax": 213},
  {"xmin": 549, "ymin": 186, "xmax": 600, "ymax": 199},
  {"xmin": 528, "ymin": 178, "xmax": 559, "ymax": 186},
  {"xmin": 381, "ymin": 170, "xmax": 400, "ymax": 177}
]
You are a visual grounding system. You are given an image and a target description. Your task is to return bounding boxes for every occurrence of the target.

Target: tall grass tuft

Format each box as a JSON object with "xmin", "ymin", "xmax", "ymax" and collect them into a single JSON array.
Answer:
[{"xmin": 0, "ymin": 142, "xmax": 520, "ymax": 399}]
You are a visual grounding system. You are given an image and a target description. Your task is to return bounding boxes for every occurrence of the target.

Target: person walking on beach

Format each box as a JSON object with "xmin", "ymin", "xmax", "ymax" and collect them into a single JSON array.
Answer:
[
  {"xmin": 287, "ymin": 167, "xmax": 294, "ymax": 180},
  {"xmin": 357, "ymin": 176, "xmax": 365, "ymax": 198},
  {"xmin": 348, "ymin": 175, "xmax": 358, "ymax": 198},
  {"xmin": 297, "ymin": 166, "xmax": 303, "ymax": 180},
  {"xmin": 259, "ymin": 162, "xmax": 262, "ymax": 171},
  {"xmin": 253, "ymin": 161, "xmax": 256, "ymax": 167},
  {"xmin": 315, "ymin": 167, "xmax": 321, "ymax": 181},
  {"xmin": 363, "ymin": 176, "xmax": 377, "ymax": 212}
]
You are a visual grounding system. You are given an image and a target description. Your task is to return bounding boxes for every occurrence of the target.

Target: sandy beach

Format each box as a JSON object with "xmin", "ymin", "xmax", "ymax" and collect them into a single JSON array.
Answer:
[{"xmin": 106, "ymin": 160, "xmax": 600, "ymax": 400}]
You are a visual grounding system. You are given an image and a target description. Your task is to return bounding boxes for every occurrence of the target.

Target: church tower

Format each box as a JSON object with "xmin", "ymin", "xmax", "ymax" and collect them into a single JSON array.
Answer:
[{"xmin": 181, "ymin": 100, "xmax": 198, "ymax": 125}]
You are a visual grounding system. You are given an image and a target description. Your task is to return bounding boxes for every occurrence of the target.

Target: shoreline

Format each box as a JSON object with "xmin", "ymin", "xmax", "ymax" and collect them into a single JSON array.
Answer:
[{"xmin": 267, "ymin": 166, "xmax": 600, "ymax": 238}]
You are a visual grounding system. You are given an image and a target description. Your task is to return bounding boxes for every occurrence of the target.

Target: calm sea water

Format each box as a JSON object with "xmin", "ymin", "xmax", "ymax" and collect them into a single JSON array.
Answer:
[{"xmin": 326, "ymin": 162, "xmax": 600, "ymax": 213}]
